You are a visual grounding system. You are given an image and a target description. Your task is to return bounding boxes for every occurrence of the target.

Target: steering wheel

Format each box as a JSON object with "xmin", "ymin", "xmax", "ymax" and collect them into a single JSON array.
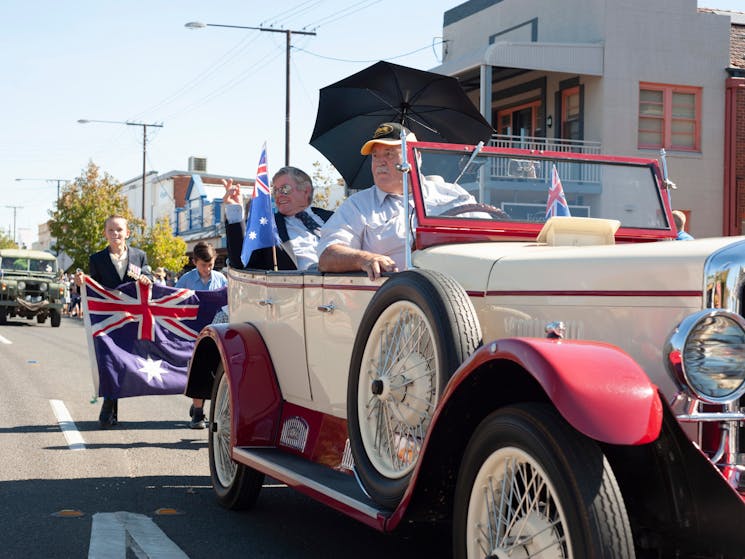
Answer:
[{"xmin": 439, "ymin": 203, "xmax": 510, "ymax": 220}]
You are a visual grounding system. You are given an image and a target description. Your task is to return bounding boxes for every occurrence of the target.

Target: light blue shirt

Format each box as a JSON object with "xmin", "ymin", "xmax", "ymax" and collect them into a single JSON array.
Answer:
[{"xmin": 175, "ymin": 268, "xmax": 227, "ymax": 291}]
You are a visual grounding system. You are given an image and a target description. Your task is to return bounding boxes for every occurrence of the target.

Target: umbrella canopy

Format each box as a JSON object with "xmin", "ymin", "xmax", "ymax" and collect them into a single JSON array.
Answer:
[{"xmin": 310, "ymin": 61, "xmax": 494, "ymax": 189}]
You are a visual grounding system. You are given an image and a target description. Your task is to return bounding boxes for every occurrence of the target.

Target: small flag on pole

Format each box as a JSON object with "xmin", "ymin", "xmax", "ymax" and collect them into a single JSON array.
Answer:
[
  {"xmin": 545, "ymin": 164, "xmax": 571, "ymax": 219},
  {"xmin": 241, "ymin": 143, "xmax": 280, "ymax": 266}
]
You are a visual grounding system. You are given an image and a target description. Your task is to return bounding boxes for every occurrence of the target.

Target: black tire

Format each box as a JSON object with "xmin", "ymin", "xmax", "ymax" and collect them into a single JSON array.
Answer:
[
  {"xmin": 347, "ymin": 269, "xmax": 482, "ymax": 508},
  {"xmin": 208, "ymin": 363, "xmax": 264, "ymax": 510},
  {"xmin": 50, "ymin": 310, "xmax": 61, "ymax": 328},
  {"xmin": 453, "ymin": 403, "xmax": 635, "ymax": 559},
  {"xmin": 0, "ymin": 311, "xmax": 5, "ymax": 325},
  {"xmin": 37, "ymin": 314, "xmax": 46, "ymax": 324}
]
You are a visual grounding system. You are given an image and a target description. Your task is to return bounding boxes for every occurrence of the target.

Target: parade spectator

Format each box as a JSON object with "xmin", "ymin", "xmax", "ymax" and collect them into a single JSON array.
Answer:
[
  {"xmin": 175, "ymin": 241, "xmax": 226, "ymax": 428},
  {"xmin": 74, "ymin": 215, "xmax": 151, "ymax": 428},
  {"xmin": 672, "ymin": 210, "xmax": 694, "ymax": 240},
  {"xmin": 223, "ymin": 167, "xmax": 333, "ymax": 271}
]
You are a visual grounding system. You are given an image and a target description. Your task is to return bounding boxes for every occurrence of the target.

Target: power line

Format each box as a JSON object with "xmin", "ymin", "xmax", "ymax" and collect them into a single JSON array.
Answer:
[{"xmin": 294, "ymin": 40, "xmax": 444, "ymax": 63}]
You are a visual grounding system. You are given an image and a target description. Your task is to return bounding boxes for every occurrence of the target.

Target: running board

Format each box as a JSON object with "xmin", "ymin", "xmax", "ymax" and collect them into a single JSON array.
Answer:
[{"xmin": 233, "ymin": 447, "xmax": 392, "ymax": 530}]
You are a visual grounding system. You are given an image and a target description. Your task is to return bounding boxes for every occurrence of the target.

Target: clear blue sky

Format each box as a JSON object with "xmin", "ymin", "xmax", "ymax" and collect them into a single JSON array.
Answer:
[{"xmin": 1, "ymin": 0, "xmax": 742, "ymax": 245}]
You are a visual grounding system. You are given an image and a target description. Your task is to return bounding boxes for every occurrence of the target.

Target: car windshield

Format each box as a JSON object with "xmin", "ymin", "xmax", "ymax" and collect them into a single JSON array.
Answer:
[
  {"xmin": 0, "ymin": 257, "xmax": 57, "ymax": 273},
  {"xmin": 414, "ymin": 147, "xmax": 669, "ymax": 230}
]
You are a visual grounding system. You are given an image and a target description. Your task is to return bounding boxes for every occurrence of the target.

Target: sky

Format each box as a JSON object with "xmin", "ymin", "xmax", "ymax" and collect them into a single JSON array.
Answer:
[{"xmin": 2, "ymin": 0, "xmax": 743, "ymax": 246}]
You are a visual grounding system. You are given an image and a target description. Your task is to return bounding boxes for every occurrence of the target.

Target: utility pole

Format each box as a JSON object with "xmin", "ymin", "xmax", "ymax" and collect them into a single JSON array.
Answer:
[
  {"xmin": 4, "ymin": 205, "xmax": 23, "ymax": 245},
  {"xmin": 185, "ymin": 21, "xmax": 316, "ymax": 166}
]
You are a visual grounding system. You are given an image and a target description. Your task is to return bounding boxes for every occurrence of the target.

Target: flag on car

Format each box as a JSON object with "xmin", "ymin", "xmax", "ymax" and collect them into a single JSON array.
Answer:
[
  {"xmin": 545, "ymin": 164, "xmax": 571, "ymax": 219},
  {"xmin": 81, "ymin": 276, "xmax": 227, "ymax": 399},
  {"xmin": 241, "ymin": 142, "xmax": 280, "ymax": 266}
]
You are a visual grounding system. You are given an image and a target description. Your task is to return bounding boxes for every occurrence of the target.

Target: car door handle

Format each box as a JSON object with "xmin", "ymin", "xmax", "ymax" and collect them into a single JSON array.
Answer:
[
  {"xmin": 258, "ymin": 299, "xmax": 273, "ymax": 307},
  {"xmin": 317, "ymin": 302, "xmax": 335, "ymax": 313}
]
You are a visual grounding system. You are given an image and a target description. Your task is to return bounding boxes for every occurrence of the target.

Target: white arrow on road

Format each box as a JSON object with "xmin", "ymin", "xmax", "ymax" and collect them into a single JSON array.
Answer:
[{"xmin": 88, "ymin": 512, "xmax": 189, "ymax": 559}]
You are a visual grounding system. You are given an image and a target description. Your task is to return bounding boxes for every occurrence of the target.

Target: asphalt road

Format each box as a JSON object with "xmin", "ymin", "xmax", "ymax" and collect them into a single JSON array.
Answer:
[{"xmin": 0, "ymin": 316, "xmax": 450, "ymax": 559}]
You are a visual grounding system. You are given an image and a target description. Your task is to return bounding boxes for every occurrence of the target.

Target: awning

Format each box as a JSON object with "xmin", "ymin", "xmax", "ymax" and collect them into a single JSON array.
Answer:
[{"xmin": 432, "ymin": 41, "xmax": 604, "ymax": 78}]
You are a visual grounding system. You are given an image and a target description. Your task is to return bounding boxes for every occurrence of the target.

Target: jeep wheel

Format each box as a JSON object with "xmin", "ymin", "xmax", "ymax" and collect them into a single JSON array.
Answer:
[
  {"xmin": 209, "ymin": 363, "xmax": 264, "ymax": 510},
  {"xmin": 37, "ymin": 314, "xmax": 46, "ymax": 324},
  {"xmin": 50, "ymin": 310, "xmax": 61, "ymax": 327},
  {"xmin": 453, "ymin": 404, "xmax": 635, "ymax": 559},
  {"xmin": 348, "ymin": 270, "xmax": 481, "ymax": 509},
  {"xmin": 0, "ymin": 311, "xmax": 6, "ymax": 325}
]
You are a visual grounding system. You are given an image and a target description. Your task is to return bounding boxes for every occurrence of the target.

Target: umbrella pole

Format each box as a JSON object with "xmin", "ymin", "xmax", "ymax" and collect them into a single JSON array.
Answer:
[{"xmin": 399, "ymin": 129, "xmax": 413, "ymax": 270}]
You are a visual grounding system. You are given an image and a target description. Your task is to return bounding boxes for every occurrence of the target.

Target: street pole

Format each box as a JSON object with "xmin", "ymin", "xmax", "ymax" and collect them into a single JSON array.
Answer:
[
  {"xmin": 185, "ymin": 22, "xmax": 316, "ymax": 166},
  {"xmin": 15, "ymin": 178, "xmax": 68, "ymax": 205},
  {"xmin": 4, "ymin": 205, "xmax": 23, "ymax": 245},
  {"xmin": 77, "ymin": 119, "xmax": 163, "ymax": 223}
]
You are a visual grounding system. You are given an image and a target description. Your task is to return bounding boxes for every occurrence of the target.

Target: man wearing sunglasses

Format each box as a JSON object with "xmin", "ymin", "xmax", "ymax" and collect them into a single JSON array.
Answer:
[{"xmin": 223, "ymin": 166, "xmax": 334, "ymax": 270}]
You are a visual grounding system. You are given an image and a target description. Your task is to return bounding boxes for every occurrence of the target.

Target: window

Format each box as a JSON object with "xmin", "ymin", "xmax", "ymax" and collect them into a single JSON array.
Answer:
[
  {"xmin": 561, "ymin": 87, "xmax": 581, "ymax": 141},
  {"xmin": 496, "ymin": 101, "xmax": 541, "ymax": 137},
  {"xmin": 638, "ymin": 83, "xmax": 701, "ymax": 151}
]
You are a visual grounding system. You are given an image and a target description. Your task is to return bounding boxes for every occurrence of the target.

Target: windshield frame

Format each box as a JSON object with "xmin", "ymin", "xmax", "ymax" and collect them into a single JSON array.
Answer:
[{"xmin": 407, "ymin": 141, "xmax": 676, "ymax": 250}]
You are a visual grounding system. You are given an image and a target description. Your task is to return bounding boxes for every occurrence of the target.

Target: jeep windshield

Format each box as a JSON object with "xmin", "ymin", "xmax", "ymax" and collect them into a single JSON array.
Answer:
[
  {"xmin": 411, "ymin": 144, "xmax": 675, "ymax": 243},
  {"xmin": 0, "ymin": 257, "xmax": 57, "ymax": 274}
]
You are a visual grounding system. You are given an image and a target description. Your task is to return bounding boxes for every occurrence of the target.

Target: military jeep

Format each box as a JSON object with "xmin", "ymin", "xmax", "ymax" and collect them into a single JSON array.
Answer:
[{"xmin": 0, "ymin": 249, "xmax": 64, "ymax": 327}]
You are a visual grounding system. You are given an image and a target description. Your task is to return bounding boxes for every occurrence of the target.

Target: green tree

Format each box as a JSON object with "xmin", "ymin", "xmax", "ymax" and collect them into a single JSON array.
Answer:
[
  {"xmin": 132, "ymin": 216, "xmax": 188, "ymax": 274},
  {"xmin": 0, "ymin": 231, "xmax": 18, "ymax": 249},
  {"xmin": 310, "ymin": 161, "xmax": 345, "ymax": 210},
  {"xmin": 48, "ymin": 160, "xmax": 141, "ymax": 271}
]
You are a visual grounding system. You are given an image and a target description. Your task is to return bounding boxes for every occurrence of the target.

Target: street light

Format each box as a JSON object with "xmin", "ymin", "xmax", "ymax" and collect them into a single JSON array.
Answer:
[
  {"xmin": 14, "ymin": 177, "xmax": 69, "ymax": 204},
  {"xmin": 185, "ymin": 21, "xmax": 316, "ymax": 166},
  {"xmin": 77, "ymin": 118, "xmax": 164, "ymax": 223}
]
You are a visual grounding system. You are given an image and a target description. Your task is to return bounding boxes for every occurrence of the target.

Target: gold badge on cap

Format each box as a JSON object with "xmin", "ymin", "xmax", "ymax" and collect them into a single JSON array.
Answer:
[{"xmin": 373, "ymin": 124, "xmax": 394, "ymax": 138}]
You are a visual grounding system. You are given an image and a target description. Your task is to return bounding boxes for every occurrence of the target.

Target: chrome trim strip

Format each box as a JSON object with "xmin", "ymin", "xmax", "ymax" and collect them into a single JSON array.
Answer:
[{"xmin": 233, "ymin": 448, "xmax": 381, "ymax": 519}]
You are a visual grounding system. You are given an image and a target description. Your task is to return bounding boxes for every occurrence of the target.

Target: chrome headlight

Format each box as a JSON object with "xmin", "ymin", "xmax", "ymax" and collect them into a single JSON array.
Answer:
[
  {"xmin": 665, "ymin": 309, "xmax": 745, "ymax": 404},
  {"xmin": 17, "ymin": 281, "xmax": 25, "ymax": 291},
  {"xmin": 39, "ymin": 283, "xmax": 48, "ymax": 292}
]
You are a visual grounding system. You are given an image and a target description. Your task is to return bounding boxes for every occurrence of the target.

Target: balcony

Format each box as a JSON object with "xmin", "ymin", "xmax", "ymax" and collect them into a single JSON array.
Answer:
[{"xmin": 489, "ymin": 134, "xmax": 601, "ymax": 154}]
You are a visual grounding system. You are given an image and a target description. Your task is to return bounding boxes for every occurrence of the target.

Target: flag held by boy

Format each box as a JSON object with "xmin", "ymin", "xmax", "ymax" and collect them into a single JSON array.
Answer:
[{"xmin": 82, "ymin": 276, "xmax": 227, "ymax": 399}]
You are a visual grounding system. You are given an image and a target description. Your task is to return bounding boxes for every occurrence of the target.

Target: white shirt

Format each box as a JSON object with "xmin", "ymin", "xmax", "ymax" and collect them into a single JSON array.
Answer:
[
  {"xmin": 317, "ymin": 186, "xmax": 410, "ymax": 271},
  {"xmin": 316, "ymin": 178, "xmax": 479, "ymax": 271}
]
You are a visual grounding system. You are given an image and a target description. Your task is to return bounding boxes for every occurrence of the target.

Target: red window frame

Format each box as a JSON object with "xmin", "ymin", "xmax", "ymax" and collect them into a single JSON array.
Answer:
[{"xmin": 638, "ymin": 83, "xmax": 701, "ymax": 152}]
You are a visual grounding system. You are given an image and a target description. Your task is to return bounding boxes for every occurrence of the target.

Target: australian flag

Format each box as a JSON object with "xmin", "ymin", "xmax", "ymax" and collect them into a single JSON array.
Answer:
[
  {"xmin": 545, "ymin": 164, "xmax": 571, "ymax": 219},
  {"xmin": 81, "ymin": 276, "xmax": 227, "ymax": 399},
  {"xmin": 241, "ymin": 143, "xmax": 280, "ymax": 266}
]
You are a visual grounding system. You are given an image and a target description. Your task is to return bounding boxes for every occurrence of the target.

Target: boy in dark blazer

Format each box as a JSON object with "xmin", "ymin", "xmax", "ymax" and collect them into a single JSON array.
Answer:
[{"xmin": 75, "ymin": 215, "xmax": 152, "ymax": 428}]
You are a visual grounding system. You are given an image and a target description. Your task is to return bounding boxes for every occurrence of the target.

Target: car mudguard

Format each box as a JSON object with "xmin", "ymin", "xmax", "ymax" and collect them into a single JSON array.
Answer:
[
  {"xmin": 442, "ymin": 337, "xmax": 663, "ymax": 445},
  {"xmin": 186, "ymin": 322, "xmax": 282, "ymax": 447}
]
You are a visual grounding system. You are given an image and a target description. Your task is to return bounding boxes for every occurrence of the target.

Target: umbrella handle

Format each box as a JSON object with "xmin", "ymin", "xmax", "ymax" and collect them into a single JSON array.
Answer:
[{"xmin": 401, "ymin": 128, "xmax": 413, "ymax": 270}]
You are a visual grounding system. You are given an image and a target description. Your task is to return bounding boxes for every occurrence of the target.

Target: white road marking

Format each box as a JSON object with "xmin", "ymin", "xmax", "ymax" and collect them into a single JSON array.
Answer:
[
  {"xmin": 89, "ymin": 512, "xmax": 189, "ymax": 559},
  {"xmin": 49, "ymin": 399, "xmax": 86, "ymax": 451},
  {"xmin": 0, "ymin": 334, "xmax": 12, "ymax": 344}
]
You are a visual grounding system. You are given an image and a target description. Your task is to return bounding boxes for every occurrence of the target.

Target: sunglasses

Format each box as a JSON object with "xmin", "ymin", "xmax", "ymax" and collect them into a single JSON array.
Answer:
[{"xmin": 272, "ymin": 183, "xmax": 308, "ymax": 196}]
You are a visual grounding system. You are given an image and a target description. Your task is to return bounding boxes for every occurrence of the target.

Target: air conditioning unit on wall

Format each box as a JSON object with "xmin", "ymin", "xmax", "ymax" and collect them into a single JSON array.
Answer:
[{"xmin": 188, "ymin": 156, "xmax": 207, "ymax": 173}]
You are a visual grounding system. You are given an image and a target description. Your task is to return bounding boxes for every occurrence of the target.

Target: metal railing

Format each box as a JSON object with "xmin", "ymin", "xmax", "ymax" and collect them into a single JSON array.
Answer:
[{"xmin": 489, "ymin": 134, "xmax": 601, "ymax": 154}]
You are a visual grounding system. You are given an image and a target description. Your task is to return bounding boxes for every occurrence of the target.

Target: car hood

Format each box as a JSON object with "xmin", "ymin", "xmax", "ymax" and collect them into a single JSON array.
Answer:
[{"xmin": 413, "ymin": 236, "xmax": 745, "ymax": 294}]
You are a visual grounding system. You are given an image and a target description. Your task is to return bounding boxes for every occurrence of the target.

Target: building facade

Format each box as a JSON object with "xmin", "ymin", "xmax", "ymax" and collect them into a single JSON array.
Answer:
[{"xmin": 435, "ymin": 0, "xmax": 744, "ymax": 237}]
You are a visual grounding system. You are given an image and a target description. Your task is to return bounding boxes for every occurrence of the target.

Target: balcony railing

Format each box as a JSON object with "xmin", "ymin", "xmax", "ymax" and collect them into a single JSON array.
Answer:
[{"xmin": 489, "ymin": 134, "xmax": 601, "ymax": 154}]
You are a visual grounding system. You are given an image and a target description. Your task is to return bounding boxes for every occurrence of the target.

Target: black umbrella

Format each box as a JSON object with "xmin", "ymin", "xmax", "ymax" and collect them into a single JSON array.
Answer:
[{"xmin": 309, "ymin": 60, "xmax": 494, "ymax": 189}]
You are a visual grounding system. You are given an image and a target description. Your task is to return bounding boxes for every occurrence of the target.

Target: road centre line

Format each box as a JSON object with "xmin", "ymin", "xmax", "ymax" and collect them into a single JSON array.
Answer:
[
  {"xmin": 49, "ymin": 399, "xmax": 86, "ymax": 451},
  {"xmin": 0, "ymin": 334, "xmax": 11, "ymax": 344},
  {"xmin": 89, "ymin": 512, "xmax": 189, "ymax": 559}
]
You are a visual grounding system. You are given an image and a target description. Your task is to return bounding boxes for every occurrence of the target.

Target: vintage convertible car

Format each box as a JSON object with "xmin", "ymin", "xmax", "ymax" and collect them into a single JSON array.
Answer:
[{"xmin": 186, "ymin": 141, "xmax": 745, "ymax": 558}]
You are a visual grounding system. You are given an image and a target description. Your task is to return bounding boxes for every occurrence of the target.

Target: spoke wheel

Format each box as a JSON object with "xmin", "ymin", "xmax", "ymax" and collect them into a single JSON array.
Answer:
[
  {"xmin": 208, "ymin": 364, "xmax": 264, "ymax": 510},
  {"xmin": 348, "ymin": 270, "xmax": 481, "ymax": 508},
  {"xmin": 357, "ymin": 300, "xmax": 439, "ymax": 479},
  {"xmin": 454, "ymin": 404, "xmax": 635, "ymax": 559}
]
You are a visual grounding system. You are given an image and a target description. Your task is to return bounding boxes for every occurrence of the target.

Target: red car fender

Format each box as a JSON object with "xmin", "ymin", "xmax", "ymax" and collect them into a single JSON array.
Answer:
[
  {"xmin": 188, "ymin": 323, "xmax": 282, "ymax": 447},
  {"xmin": 442, "ymin": 337, "xmax": 663, "ymax": 445}
]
